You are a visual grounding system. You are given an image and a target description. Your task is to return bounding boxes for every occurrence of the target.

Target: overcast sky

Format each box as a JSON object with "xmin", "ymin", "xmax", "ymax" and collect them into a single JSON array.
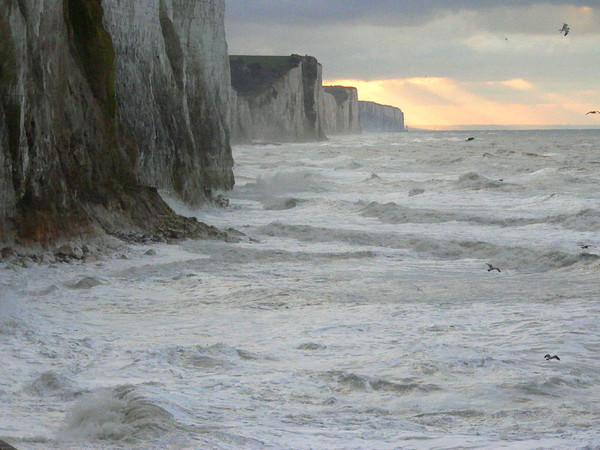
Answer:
[{"xmin": 225, "ymin": 1, "xmax": 600, "ymax": 129}]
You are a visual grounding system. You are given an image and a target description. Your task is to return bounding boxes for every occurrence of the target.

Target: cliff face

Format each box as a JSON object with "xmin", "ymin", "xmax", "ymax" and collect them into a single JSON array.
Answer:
[
  {"xmin": 0, "ymin": 0, "xmax": 231, "ymax": 245},
  {"xmin": 359, "ymin": 101, "xmax": 405, "ymax": 132},
  {"xmin": 230, "ymin": 55, "xmax": 326, "ymax": 143},
  {"xmin": 102, "ymin": 0, "xmax": 234, "ymax": 204},
  {"xmin": 321, "ymin": 86, "xmax": 361, "ymax": 135}
]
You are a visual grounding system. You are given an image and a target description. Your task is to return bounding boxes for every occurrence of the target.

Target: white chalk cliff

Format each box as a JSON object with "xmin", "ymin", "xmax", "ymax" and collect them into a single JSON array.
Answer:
[
  {"xmin": 230, "ymin": 55, "xmax": 326, "ymax": 143},
  {"xmin": 103, "ymin": 0, "xmax": 234, "ymax": 204},
  {"xmin": 359, "ymin": 101, "xmax": 405, "ymax": 132},
  {"xmin": 321, "ymin": 86, "xmax": 361, "ymax": 135},
  {"xmin": 0, "ymin": 0, "xmax": 234, "ymax": 243}
]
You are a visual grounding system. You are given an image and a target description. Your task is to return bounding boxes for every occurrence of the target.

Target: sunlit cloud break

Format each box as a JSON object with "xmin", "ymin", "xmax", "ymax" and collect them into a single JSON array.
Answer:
[
  {"xmin": 498, "ymin": 78, "xmax": 534, "ymax": 90},
  {"xmin": 325, "ymin": 76, "xmax": 600, "ymax": 129}
]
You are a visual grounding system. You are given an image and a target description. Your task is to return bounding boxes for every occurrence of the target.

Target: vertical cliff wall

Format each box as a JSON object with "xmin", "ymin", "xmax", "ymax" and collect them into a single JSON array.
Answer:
[
  {"xmin": 102, "ymin": 0, "xmax": 234, "ymax": 204},
  {"xmin": 359, "ymin": 101, "xmax": 406, "ymax": 132},
  {"xmin": 0, "ymin": 0, "xmax": 230, "ymax": 245},
  {"xmin": 321, "ymin": 86, "xmax": 361, "ymax": 135},
  {"xmin": 229, "ymin": 55, "xmax": 326, "ymax": 143}
]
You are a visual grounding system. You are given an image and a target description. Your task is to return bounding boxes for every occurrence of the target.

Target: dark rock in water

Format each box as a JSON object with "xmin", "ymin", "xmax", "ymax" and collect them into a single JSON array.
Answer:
[
  {"xmin": 265, "ymin": 198, "xmax": 304, "ymax": 210},
  {"xmin": 251, "ymin": 141, "xmax": 282, "ymax": 146},
  {"xmin": 457, "ymin": 172, "xmax": 502, "ymax": 190},
  {"xmin": 82, "ymin": 255, "xmax": 98, "ymax": 264},
  {"xmin": 364, "ymin": 173, "xmax": 382, "ymax": 182},
  {"xmin": 214, "ymin": 194, "xmax": 229, "ymax": 208},
  {"xmin": 297, "ymin": 342, "xmax": 327, "ymax": 350},
  {"xmin": 70, "ymin": 277, "xmax": 103, "ymax": 290},
  {"xmin": 0, "ymin": 439, "xmax": 18, "ymax": 450},
  {"xmin": 20, "ymin": 256, "xmax": 34, "ymax": 268},
  {"xmin": 144, "ymin": 249, "xmax": 157, "ymax": 256},
  {"xmin": 1, "ymin": 247, "xmax": 16, "ymax": 259},
  {"xmin": 55, "ymin": 244, "xmax": 84, "ymax": 261},
  {"xmin": 408, "ymin": 188, "xmax": 425, "ymax": 197},
  {"xmin": 226, "ymin": 228, "xmax": 247, "ymax": 237},
  {"xmin": 56, "ymin": 244, "xmax": 73, "ymax": 255}
]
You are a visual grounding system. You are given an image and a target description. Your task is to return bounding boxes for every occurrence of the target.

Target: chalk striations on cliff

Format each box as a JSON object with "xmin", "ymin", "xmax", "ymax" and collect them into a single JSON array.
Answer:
[
  {"xmin": 359, "ymin": 101, "xmax": 405, "ymax": 132},
  {"xmin": 0, "ymin": 0, "xmax": 231, "ymax": 244},
  {"xmin": 102, "ymin": 0, "xmax": 234, "ymax": 204},
  {"xmin": 321, "ymin": 86, "xmax": 361, "ymax": 135},
  {"xmin": 229, "ymin": 55, "xmax": 326, "ymax": 143}
]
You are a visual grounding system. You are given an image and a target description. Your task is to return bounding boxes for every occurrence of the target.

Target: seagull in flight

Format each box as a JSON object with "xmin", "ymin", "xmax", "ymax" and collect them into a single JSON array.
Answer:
[
  {"xmin": 559, "ymin": 23, "xmax": 570, "ymax": 36},
  {"xmin": 486, "ymin": 264, "xmax": 501, "ymax": 273},
  {"xmin": 586, "ymin": 111, "xmax": 600, "ymax": 115},
  {"xmin": 545, "ymin": 354, "xmax": 560, "ymax": 361}
]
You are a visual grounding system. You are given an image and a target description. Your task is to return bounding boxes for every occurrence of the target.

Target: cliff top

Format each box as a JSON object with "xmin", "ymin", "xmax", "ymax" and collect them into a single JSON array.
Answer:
[
  {"xmin": 230, "ymin": 54, "xmax": 304, "ymax": 94},
  {"xmin": 359, "ymin": 100, "xmax": 404, "ymax": 112},
  {"xmin": 324, "ymin": 85, "xmax": 355, "ymax": 104}
]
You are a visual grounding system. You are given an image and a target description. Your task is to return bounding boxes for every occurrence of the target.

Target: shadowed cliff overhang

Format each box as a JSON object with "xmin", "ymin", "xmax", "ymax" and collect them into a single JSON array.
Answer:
[
  {"xmin": 230, "ymin": 54, "xmax": 305, "ymax": 94},
  {"xmin": 324, "ymin": 85, "xmax": 351, "ymax": 105}
]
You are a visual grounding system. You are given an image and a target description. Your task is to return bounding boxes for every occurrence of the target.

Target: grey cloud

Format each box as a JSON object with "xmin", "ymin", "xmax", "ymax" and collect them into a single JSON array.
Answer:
[{"xmin": 226, "ymin": 1, "xmax": 598, "ymax": 28}]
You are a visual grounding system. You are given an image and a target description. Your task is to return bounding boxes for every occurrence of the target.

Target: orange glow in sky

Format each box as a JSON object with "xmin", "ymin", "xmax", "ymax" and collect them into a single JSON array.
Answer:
[{"xmin": 324, "ymin": 77, "xmax": 600, "ymax": 129}]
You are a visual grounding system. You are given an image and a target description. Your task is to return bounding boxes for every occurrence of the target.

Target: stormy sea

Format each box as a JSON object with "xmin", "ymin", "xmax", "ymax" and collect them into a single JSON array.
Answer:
[{"xmin": 2, "ymin": 130, "xmax": 600, "ymax": 449}]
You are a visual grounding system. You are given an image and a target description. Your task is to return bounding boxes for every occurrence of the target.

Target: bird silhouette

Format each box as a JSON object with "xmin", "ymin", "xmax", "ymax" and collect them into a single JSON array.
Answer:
[
  {"xmin": 586, "ymin": 111, "xmax": 600, "ymax": 115},
  {"xmin": 466, "ymin": 137, "xmax": 475, "ymax": 142},
  {"xmin": 486, "ymin": 264, "xmax": 501, "ymax": 272},
  {"xmin": 545, "ymin": 354, "xmax": 560, "ymax": 361},
  {"xmin": 559, "ymin": 23, "xmax": 570, "ymax": 36}
]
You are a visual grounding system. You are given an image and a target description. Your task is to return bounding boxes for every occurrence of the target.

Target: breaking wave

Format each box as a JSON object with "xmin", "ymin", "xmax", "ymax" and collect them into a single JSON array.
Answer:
[
  {"xmin": 26, "ymin": 371, "xmax": 81, "ymax": 399},
  {"xmin": 325, "ymin": 371, "xmax": 441, "ymax": 394},
  {"xmin": 58, "ymin": 385, "xmax": 176, "ymax": 443},
  {"xmin": 360, "ymin": 201, "xmax": 600, "ymax": 232},
  {"xmin": 256, "ymin": 222, "xmax": 599, "ymax": 272}
]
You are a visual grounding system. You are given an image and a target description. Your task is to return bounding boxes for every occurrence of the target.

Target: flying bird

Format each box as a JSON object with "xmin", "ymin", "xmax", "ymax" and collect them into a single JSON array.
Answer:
[
  {"xmin": 466, "ymin": 137, "xmax": 475, "ymax": 142},
  {"xmin": 586, "ymin": 111, "xmax": 600, "ymax": 115},
  {"xmin": 580, "ymin": 244, "xmax": 593, "ymax": 249},
  {"xmin": 486, "ymin": 264, "xmax": 501, "ymax": 272},
  {"xmin": 559, "ymin": 23, "xmax": 570, "ymax": 36},
  {"xmin": 545, "ymin": 354, "xmax": 560, "ymax": 361}
]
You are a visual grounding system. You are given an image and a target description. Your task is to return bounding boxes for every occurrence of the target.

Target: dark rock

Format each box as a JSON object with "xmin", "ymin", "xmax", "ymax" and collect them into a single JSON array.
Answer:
[
  {"xmin": 69, "ymin": 277, "xmax": 102, "ymax": 290},
  {"xmin": 1, "ymin": 247, "xmax": 15, "ymax": 259},
  {"xmin": 0, "ymin": 439, "xmax": 18, "ymax": 450},
  {"xmin": 214, "ymin": 194, "xmax": 229, "ymax": 208},
  {"xmin": 20, "ymin": 256, "xmax": 34, "ymax": 268},
  {"xmin": 56, "ymin": 244, "xmax": 74, "ymax": 258},
  {"xmin": 226, "ymin": 228, "xmax": 247, "ymax": 237},
  {"xmin": 297, "ymin": 342, "xmax": 327, "ymax": 350},
  {"xmin": 408, "ymin": 188, "xmax": 425, "ymax": 197}
]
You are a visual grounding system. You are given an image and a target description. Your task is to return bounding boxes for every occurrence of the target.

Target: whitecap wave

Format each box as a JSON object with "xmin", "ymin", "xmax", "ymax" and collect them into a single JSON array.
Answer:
[{"xmin": 58, "ymin": 385, "xmax": 175, "ymax": 443}]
